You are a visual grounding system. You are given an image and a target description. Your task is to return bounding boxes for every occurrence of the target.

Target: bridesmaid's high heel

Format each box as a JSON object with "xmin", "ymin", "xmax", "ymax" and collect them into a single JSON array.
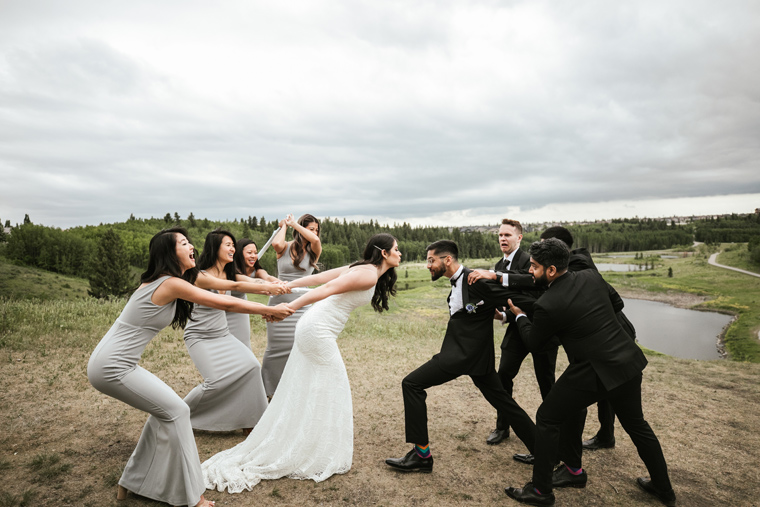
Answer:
[{"xmin": 116, "ymin": 485, "xmax": 128, "ymax": 501}]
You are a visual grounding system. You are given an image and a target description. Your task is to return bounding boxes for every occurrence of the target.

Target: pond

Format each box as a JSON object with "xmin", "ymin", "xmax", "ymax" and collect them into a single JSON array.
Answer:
[
  {"xmin": 622, "ymin": 298, "xmax": 731, "ymax": 360},
  {"xmin": 596, "ymin": 263, "xmax": 650, "ymax": 272}
]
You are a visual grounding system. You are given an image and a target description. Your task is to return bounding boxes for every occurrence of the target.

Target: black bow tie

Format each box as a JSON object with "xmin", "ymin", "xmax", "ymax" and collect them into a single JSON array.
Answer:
[{"xmin": 450, "ymin": 272, "xmax": 462, "ymax": 286}]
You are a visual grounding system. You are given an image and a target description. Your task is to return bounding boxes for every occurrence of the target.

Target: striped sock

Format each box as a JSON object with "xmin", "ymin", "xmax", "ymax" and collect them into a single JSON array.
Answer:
[
  {"xmin": 414, "ymin": 444, "xmax": 431, "ymax": 458},
  {"xmin": 565, "ymin": 465, "xmax": 583, "ymax": 475}
]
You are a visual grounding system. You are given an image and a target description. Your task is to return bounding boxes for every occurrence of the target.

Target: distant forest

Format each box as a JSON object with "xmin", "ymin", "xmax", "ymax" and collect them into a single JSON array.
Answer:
[{"xmin": 2, "ymin": 212, "xmax": 759, "ymax": 282}]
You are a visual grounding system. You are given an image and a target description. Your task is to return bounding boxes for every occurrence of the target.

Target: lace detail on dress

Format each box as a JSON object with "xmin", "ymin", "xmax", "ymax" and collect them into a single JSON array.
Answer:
[{"xmin": 202, "ymin": 287, "xmax": 374, "ymax": 492}]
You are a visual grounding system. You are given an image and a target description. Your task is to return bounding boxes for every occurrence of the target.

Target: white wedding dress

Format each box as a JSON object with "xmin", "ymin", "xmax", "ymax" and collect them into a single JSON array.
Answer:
[{"xmin": 202, "ymin": 287, "xmax": 374, "ymax": 493}]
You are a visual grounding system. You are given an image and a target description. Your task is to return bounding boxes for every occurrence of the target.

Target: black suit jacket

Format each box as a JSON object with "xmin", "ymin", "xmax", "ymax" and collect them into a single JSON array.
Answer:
[
  {"xmin": 495, "ymin": 247, "xmax": 531, "ymax": 274},
  {"xmin": 515, "ymin": 270, "xmax": 647, "ymax": 392},
  {"xmin": 434, "ymin": 267, "xmax": 537, "ymax": 376},
  {"xmin": 494, "ymin": 248, "xmax": 537, "ymax": 349},
  {"xmin": 508, "ymin": 247, "xmax": 635, "ymax": 339}
]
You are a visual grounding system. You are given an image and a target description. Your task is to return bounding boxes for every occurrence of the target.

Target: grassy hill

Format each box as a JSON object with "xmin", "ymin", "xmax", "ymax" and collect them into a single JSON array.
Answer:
[{"xmin": 0, "ymin": 254, "xmax": 90, "ymax": 301}]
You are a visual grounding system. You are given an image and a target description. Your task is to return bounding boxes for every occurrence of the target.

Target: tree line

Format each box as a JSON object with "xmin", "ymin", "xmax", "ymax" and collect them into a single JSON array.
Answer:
[
  {"xmin": 522, "ymin": 219, "xmax": 694, "ymax": 253},
  {"xmin": 4, "ymin": 213, "xmax": 758, "ymax": 299}
]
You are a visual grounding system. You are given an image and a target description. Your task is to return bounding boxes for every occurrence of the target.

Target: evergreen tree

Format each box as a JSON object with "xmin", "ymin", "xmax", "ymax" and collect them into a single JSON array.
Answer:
[
  {"xmin": 188, "ymin": 212, "xmax": 197, "ymax": 227},
  {"xmin": 88, "ymin": 229, "xmax": 134, "ymax": 299},
  {"xmin": 163, "ymin": 213, "xmax": 172, "ymax": 224},
  {"xmin": 24, "ymin": 214, "xmax": 31, "ymax": 224},
  {"xmin": 174, "ymin": 212, "xmax": 181, "ymax": 224}
]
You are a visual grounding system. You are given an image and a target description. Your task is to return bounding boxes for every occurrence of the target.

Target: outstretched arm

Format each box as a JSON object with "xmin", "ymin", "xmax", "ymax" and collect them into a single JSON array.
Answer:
[
  {"xmin": 195, "ymin": 271, "xmax": 288, "ymax": 295},
  {"xmin": 286, "ymin": 267, "xmax": 376, "ymax": 311},
  {"xmin": 287, "ymin": 265, "xmax": 351, "ymax": 288},
  {"xmin": 152, "ymin": 277, "xmax": 294, "ymax": 320},
  {"xmin": 234, "ymin": 274, "xmax": 290, "ymax": 295}
]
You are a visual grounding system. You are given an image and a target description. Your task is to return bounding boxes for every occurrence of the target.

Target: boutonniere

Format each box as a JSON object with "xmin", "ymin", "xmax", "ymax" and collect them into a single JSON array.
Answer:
[{"xmin": 466, "ymin": 300, "xmax": 485, "ymax": 314}]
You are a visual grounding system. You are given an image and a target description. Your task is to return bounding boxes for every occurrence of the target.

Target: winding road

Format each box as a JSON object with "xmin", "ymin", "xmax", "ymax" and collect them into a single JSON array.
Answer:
[{"xmin": 708, "ymin": 252, "xmax": 760, "ymax": 278}]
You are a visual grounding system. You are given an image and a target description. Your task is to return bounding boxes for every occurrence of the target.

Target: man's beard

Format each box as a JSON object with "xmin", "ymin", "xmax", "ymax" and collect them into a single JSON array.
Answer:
[
  {"xmin": 534, "ymin": 272, "xmax": 550, "ymax": 288},
  {"xmin": 430, "ymin": 265, "xmax": 446, "ymax": 281}
]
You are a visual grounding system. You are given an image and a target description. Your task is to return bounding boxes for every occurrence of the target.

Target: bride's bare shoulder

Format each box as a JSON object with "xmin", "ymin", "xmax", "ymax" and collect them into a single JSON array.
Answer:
[{"xmin": 341, "ymin": 265, "xmax": 378, "ymax": 288}]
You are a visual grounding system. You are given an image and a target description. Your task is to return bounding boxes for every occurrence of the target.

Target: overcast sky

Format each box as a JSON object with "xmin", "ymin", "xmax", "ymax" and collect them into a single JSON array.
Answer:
[{"xmin": 1, "ymin": 0, "xmax": 759, "ymax": 229}]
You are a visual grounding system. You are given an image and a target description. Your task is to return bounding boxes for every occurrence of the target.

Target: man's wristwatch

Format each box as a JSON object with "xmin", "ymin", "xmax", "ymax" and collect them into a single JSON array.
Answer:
[{"xmin": 495, "ymin": 271, "xmax": 504, "ymax": 284}]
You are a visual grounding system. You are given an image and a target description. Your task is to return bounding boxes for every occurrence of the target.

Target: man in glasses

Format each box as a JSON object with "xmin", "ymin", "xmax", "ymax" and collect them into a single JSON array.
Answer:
[{"xmin": 385, "ymin": 239, "xmax": 539, "ymax": 473}]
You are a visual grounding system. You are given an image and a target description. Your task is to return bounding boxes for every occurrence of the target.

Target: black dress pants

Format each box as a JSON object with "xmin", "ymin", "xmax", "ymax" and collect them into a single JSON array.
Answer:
[
  {"xmin": 496, "ymin": 332, "xmax": 557, "ymax": 431},
  {"xmin": 402, "ymin": 358, "xmax": 535, "ymax": 453},
  {"xmin": 531, "ymin": 372, "xmax": 671, "ymax": 494}
]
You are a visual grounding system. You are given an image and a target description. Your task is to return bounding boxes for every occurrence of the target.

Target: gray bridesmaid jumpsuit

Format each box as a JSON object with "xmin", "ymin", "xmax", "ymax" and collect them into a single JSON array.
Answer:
[
  {"xmin": 183, "ymin": 286, "xmax": 268, "ymax": 431},
  {"xmin": 87, "ymin": 276, "xmax": 205, "ymax": 507},
  {"xmin": 262, "ymin": 242, "xmax": 314, "ymax": 396},
  {"xmin": 225, "ymin": 290, "xmax": 251, "ymax": 348}
]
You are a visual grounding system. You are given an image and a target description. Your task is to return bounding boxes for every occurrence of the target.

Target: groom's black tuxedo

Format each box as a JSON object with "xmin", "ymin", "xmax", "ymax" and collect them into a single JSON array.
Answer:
[
  {"xmin": 514, "ymin": 269, "xmax": 671, "ymax": 494},
  {"xmin": 402, "ymin": 267, "xmax": 537, "ymax": 452},
  {"xmin": 433, "ymin": 266, "xmax": 538, "ymax": 375}
]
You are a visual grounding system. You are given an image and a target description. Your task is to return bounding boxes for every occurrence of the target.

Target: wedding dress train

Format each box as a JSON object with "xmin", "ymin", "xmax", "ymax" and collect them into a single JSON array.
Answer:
[{"xmin": 202, "ymin": 287, "xmax": 374, "ymax": 493}]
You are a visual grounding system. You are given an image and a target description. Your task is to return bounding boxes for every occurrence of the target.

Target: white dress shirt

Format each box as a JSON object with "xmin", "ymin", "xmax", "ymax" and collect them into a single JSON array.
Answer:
[{"xmin": 448, "ymin": 265, "xmax": 465, "ymax": 316}]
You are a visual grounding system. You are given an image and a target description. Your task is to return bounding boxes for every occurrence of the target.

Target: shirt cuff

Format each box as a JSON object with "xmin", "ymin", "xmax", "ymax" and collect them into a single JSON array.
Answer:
[
  {"xmin": 515, "ymin": 313, "xmax": 527, "ymax": 320},
  {"xmin": 502, "ymin": 274, "xmax": 509, "ymax": 287}
]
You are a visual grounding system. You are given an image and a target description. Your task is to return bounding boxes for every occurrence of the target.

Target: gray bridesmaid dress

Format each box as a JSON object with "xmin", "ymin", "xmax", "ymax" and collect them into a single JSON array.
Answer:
[
  {"xmin": 183, "ymin": 286, "xmax": 268, "ymax": 431},
  {"xmin": 225, "ymin": 289, "xmax": 251, "ymax": 348},
  {"xmin": 87, "ymin": 276, "xmax": 205, "ymax": 507},
  {"xmin": 262, "ymin": 242, "xmax": 315, "ymax": 396}
]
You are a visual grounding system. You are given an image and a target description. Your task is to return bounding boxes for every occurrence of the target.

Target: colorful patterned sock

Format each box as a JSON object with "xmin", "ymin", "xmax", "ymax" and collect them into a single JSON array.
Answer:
[
  {"xmin": 414, "ymin": 444, "xmax": 431, "ymax": 458},
  {"xmin": 565, "ymin": 464, "xmax": 583, "ymax": 475}
]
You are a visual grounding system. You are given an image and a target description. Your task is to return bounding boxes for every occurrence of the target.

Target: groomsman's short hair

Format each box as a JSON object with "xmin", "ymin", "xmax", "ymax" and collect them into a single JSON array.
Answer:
[
  {"xmin": 427, "ymin": 240, "xmax": 458, "ymax": 260},
  {"xmin": 501, "ymin": 218, "xmax": 523, "ymax": 234},
  {"xmin": 529, "ymin": 238, "xmax": 569, "ymax": 270},
  {"xmin": 540, "ymin": 226, "xmax": 574, "ymax": 248}
]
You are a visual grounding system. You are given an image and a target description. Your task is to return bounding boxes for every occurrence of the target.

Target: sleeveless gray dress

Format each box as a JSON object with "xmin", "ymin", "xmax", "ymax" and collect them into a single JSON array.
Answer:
[
  {"xmin": 225, "ymin": 290, "xmax": 251, "ymax": 348},
  {"xmin": 183, "ymin": 284, "xmax": 268, "ymax": 431},
  {"xmin": 262, "ymin": 243, "xmax": 315, "ymax": 396},
  {"xmin": 87, "ymin": 276, "xmax": 205, "ymax": 507}
]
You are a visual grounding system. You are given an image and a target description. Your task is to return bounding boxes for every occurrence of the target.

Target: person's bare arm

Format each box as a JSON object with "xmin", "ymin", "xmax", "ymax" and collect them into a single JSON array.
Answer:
[
  {"xmin": 152, "ymin": 277, "xmax": 294, "ymax": 320},
  {"xmin": 287, "ymin": 267, "xmax": 376, "ymax": 311}
]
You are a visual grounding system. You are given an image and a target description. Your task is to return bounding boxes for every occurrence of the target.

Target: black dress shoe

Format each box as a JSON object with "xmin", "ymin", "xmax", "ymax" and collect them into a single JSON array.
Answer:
[
  {"xmin": 486, "ymin": 428, "xmax": 509, "ymax": 445},
  {"xmin": 487, "ymin": 428, "xmax": 509, "ymax": 445},
  {"xmin": 582, "ymin": 435, "xmax": 615, "ymax": 451},
  {"xmin": 385, "ymin": 449, "xmax": 433, "ymax": 473},
  {"xmin": 505, "ymin": 483, "xmax": 555, "ymax": 506},
  {"xmin": 513, "ymin": 453, "xmax": 534, "ymax": 465},
  {"xmin": 636, "ymin": 477, "xmax": 676, "ymax": 506},
  {"xmin": 552, "ymin": 464, "xmax": 587, "ymax": 488}
]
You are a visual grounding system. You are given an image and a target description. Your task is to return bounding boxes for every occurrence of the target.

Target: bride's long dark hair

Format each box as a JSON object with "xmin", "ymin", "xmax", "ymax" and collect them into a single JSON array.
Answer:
[{"xmin": 350, "ymin": 233, "xmax": 397, "ymax": 313}]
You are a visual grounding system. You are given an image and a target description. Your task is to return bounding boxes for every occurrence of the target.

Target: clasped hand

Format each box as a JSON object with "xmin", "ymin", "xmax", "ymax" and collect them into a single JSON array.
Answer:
[{"xmin": 264, "ymin": 303, "xmax": 295, "ymax": 322}]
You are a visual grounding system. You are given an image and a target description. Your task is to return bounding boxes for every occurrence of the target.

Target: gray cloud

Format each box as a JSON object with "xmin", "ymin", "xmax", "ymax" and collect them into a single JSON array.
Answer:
[{"xmin": 1, "ymin": 0, "xmax": 759, "ymax": 228}]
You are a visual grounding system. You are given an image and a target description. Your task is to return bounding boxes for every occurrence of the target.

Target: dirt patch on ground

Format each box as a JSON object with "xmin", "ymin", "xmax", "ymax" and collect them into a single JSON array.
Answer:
[
  {"xmin": 2, "ymin": 306, "xmax": 760, "ymax": 507},
  {"xmin": 616, "ymin": 288, "xmax": 710, "ymax": 309}
]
